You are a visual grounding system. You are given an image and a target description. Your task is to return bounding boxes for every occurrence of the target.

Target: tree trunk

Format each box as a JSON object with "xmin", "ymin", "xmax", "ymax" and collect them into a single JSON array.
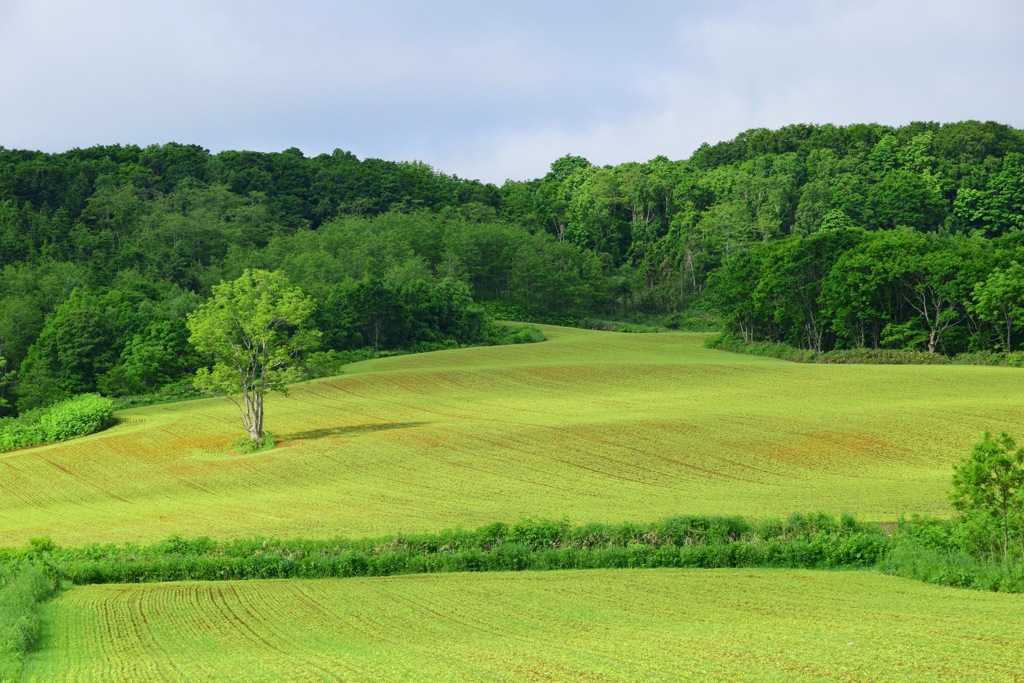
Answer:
[{"xmin": 1003, "ymin": 498, "xmax": 1009, "ymax": 560}]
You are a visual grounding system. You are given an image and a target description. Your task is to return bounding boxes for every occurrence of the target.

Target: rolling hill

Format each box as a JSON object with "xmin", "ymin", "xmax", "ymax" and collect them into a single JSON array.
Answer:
[{"xmin": 2, "ymin": 326, "xmax": 1021, "ymax": 546}]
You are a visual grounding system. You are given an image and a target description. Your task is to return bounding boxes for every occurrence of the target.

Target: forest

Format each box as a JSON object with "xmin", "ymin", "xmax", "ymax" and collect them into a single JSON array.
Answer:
[{"xmin": 1, "ymin": 120, "xmax": 1023, "ymax": 415}]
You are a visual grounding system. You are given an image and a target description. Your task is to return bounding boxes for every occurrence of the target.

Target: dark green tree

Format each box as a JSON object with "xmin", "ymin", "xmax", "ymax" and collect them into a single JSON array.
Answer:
[{"xmin": 971, "ymin": 261, "xmax": 1024, "ymax": 351}]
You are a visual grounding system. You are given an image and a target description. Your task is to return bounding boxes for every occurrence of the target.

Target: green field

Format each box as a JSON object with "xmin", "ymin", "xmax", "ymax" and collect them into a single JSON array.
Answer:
[
  {"xmin": 23, "ymin": 568, "xmax": 1024, "ymax": 682},
  {"xmin": 2, "ymin": 326, "xmax": 1023, "ymax": 546}
]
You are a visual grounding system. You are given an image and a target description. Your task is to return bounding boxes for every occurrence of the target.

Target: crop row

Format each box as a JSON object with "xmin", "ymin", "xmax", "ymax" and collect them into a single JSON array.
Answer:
[{"xmin": 24, "ymin": 569, "xmax": 1024, "ymax": 682}]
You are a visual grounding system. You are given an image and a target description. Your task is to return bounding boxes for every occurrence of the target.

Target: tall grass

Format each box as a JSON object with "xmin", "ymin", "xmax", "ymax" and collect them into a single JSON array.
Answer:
[
  {"xmin": 0, "ymin": 561, "xmax": 61, "ymax": 682},
  {"xmin": 873, "ymin": 515, "xmax": 1024, "ymax": 592},
  {"xmin": 876, "ymin": 540, "xmax": 1024, "ymax": 592}
]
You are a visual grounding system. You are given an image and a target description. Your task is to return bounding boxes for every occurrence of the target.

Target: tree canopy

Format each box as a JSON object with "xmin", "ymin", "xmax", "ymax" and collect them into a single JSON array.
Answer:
[
  {"xmin": 951, "ymin": 432, "xmax": 1024, "ymax": 560},
  {"xmin": 187, "ymin": 269, "xmax": 319, "ymax": 443},
  {"xmin": 2, "ymin": 121, "xmax": 1024, "ymax": 414}
]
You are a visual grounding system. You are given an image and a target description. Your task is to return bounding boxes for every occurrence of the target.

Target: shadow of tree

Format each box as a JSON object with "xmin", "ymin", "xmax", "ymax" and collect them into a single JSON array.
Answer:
[{"xmin": 281, "ymin": 422, "xmax": 429, "ymax": 442}]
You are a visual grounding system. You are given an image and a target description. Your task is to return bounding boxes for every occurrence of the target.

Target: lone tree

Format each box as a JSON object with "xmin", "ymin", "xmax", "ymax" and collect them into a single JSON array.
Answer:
[
  {"xmin": 187, "ymin": 269, "xmax": 319, "ymax": 445},
  {"xmin": 951, "ymin": 432, "xmax": 1024, "ymax": 560}
]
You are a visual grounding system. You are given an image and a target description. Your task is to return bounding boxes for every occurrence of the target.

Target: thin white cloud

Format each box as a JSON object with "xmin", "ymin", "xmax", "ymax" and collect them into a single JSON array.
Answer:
[{"xmin": 435, "ymin": 0, "xmax": 1024, "ymax": 181}]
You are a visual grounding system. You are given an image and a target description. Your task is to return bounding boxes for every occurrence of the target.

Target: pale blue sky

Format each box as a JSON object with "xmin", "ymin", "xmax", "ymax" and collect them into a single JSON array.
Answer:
[{"xmin": 0, "ymin": 0, "xmax": 1021, "ymax": 183}]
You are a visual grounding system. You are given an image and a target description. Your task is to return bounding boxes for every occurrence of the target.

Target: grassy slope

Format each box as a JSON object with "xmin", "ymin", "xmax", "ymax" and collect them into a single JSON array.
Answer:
[
  {"xmin": 24, "ymin": 569, "xmax": 1024, "ymax": 682},
  {"xmin": 2, "ymin": 326, "xmax": 1023, "ymax": 545}
]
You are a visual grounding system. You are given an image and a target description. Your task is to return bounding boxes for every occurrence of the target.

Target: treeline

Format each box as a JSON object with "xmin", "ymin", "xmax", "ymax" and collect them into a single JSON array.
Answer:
[
  {"xmin": 498, "ymin": 120, "xmax": 1024, "ymax": 310},
  {"xmin": 2, "ymin": 120, "xmax": 1024, "ymax": 412},
  {"xmin": 0, "ymin": 207, "xmax": 591, "ymax": 414},
  {"xmin": 709, "ymin": 227, "xmax": 1024, "ymax": 353}
]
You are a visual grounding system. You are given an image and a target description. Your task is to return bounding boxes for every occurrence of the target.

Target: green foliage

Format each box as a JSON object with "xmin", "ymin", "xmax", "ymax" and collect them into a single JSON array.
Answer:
[
  {"xmin": 0, "ymin": 358, "xmax": 8, "ymax": 414},
  {"xmin": 971, "ymin": 261, "xmax": 1024, "ymax": 350},
  {"xmin": 2, "ymin": 121, "xmax": 1023, "ymax": 408},
  {"xmin": 42, "ymin": 514, "xmax": 890, "ymax": 585},
  {"xmin": 0, "ymin": 417, "xmax": 44, "ymax": 453},
  {"xmin": 232, "ymin": 432, "xmax": 275, "ymax": 454},
  {"xmin": 14, "ymin": 287, "xmax": 116, "ymax": 411},
  {"xmin": 878, "ymin": 516, "xmax": 1024, "ymax": 592},
  {"xmin": 11, "ymin": 512, "xmax": 1024, "ymax": 597},
  {"xmin": 0, "ymin": 563, "xmax": 60, "ymax": 682},
  {"xmin": 109, "ymin": 377, "xmax": 209, "ymax": 410},
  {"xmin": 482, "ymin": 323, "xmax": 546, "ymax": 346},
  {"xmin": 707, "ymin": 331, "xmax": 1024, "ymax": 369},
  {"xmin": 577, "ymin": 319, "xmax": 667, "ymax": 333},
  {"xmin": 188, "ymin": 269, "xmax": 319, "ymax": 442},
  {"xmin": 705, "ymin": 333, "xmax": 948, "ymax": 365},
  {"xmin": 950, "ymin": 432, "xmax": 1024, "ymax": 559},
  {"xmin": 37, "ymin": 393, "xmax": 115, "ymax": 442},
  {"xmin": 0, "ymin": 393, "xmax": 113, "ymax": 452}
]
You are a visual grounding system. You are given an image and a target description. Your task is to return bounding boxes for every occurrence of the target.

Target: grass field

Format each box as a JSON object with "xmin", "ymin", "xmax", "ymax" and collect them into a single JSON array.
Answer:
[
  {"xmin": 2, "ymin": 326, "xmax": 1023, "ymax": 546},
  {"xmin": 23, "ymin": 568, "xmax": 1024, "ymax": 682}
]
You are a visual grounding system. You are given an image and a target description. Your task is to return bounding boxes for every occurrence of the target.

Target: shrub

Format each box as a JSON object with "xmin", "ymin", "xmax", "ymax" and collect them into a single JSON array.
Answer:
[
  {"xmin": 38, "ymin": 394, "xmax": 114, "ymax": 442},
  {"xmin": 46, "ymin": 513, "xmax": 897, "ymax": 586},
  {"xmin": 482, "ymin": 323, "xmax": 546, "ymax": 346},
  {"xmin": 110, "ymin": 378, "xmax": 209, "ymax": 410},
  {"xmin": 504, "ymin": 326, "xmax": 546, "ymax": 344},
  {"xmin": 0, "ymin": 421, "xmax": 44, "ymax": 452},
  {"xmin": 232, "ymin": 432, "xmax": 275, "ymax": 454},
  {"xmin": 578, "ymin": 319, "xmax": 667, "ymax": 333},
  {"xmin": 0, "ymin": 394, "xmax": 113, "ymax": 453}
]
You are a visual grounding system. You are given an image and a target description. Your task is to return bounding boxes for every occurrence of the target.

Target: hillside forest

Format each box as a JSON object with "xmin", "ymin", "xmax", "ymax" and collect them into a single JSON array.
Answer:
[{"xmin": 1, "ymin": 120, "xmax": 1023, "ymax": 415}]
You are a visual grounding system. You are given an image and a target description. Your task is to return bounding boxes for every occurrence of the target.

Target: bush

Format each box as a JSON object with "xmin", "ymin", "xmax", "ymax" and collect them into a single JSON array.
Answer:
[
  {"xmin": 38, "ymin": 394, "xmax": 114, "ymax": 442},
  {"xmin": 578, "ymin": 319, "xmax": 667, "ymax": 333},
  {"xmin": 232, "ymin": 432, "xmax": 275, "ymax": 454},
  {"xmin": 504, "ymin": 326, "xmax": 546, "ymax": 344},
  {"xmin": 0, "ymin": 394, "xmax": 114, "ymax": 453},
  {"xmin": 110, "ymin": 378, "xmax": 209, "ymax": 410},
  {"xmin": 704, "ymin": 334, "xmax": 819, "ymax": 362},
  {"xmin": 0, "ymin": 421, "xmax": 45, "ymax": 452},
  {"xmin": 477, "ymin": 301, "xmax": 579, "ymax": 327},
  {"xmin": 875, "ymin": 517, "xmax": 1024, "ymax": 592},
  {"xmin": 482, "ymin": 323, "xmax": 546, "ymax": 346}
]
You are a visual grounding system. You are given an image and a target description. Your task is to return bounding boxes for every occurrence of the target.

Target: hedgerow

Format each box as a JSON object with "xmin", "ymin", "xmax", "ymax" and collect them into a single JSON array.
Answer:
[{"xmin": 24, "ymin": 514, "xmax": 890, "ymax": 585}]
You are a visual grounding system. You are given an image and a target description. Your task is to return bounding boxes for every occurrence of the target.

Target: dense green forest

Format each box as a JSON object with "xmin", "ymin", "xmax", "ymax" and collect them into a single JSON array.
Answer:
[{"xmin": 1, "ymin": 120, "xmax": 1023, "ymax": 414}]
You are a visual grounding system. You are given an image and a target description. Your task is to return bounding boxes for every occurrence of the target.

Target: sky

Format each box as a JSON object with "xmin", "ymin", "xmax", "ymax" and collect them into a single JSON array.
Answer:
[{"xmin": 0, "ymin": 0, "xmax": 1022, "ymax": 184}]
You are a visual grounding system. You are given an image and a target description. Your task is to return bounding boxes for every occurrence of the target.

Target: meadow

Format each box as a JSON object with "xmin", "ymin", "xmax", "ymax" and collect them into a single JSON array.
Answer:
[
  {"xmin": 23, "ymin": 568, "xmax": 1024, "ymax": 682},
  {"xmin": 2, "ymin": 326, "xmax": 1023, "ymax": 546}
]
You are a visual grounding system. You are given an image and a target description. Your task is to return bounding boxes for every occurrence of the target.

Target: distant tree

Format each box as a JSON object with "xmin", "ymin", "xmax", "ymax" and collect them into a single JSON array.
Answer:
[
  {"xmin": 187, "ymin": 269, "xmax": 319, "ymax": 445},
  {"xmin": 951, "ymin": 432, "xmax": 1024, "ymax": 560},
  {"xmin": 866, "ymin": 169, "xmax": 946, "ymax": 232},
  {"xmin": 972, "ymin": 262, "xmax": 1024, "ymax": 351},
  {"xmin": 0, "ymin": 356, "xmax": 9, "ymax": 412},
  {"xmin": 16, "ymin": 287, "xmax": 117, "ymax": 410}
]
